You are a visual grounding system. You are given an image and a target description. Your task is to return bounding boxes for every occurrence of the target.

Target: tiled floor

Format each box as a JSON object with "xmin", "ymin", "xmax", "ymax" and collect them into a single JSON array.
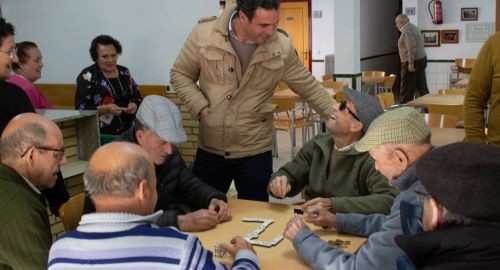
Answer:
[{"xmin": 227, "ymin": 128, "xmax": 311, "ymax": 204}]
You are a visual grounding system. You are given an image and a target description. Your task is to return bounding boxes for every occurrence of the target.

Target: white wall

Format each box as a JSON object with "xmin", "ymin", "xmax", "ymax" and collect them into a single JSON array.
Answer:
[
  {"xmin": 2, "ymin": 0, "xmax": 219, "ymax": 85},
  {"xmin": 404, "ymin": 0, "xmax": 495, "ymax": 59},
  {"xmin": 311, "ymin": 0, "xmax": 334, "ymax": 60}
]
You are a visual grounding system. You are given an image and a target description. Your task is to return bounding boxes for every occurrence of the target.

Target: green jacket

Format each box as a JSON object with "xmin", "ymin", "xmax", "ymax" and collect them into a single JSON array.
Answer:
[
  {"xmin": 270, "ymin": 134, "xmax": 397, "ymax": 215},
  {"xmin": 0, "ymin": 164, "xmax": 51, "ymax": 270},
  {"xmin": 465, "ymin": 31, "xmax": 500, "ymax": 145}
]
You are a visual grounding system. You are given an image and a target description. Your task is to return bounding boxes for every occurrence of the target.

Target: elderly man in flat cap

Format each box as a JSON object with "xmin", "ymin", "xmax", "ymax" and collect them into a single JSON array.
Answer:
[
  {"xmin": 395, "ymin": 142, "xmax": 500, "ymax": 269},
  {"xmin": 283, "ymin": 107, "xmax": 432, "ymax": 270},
  {"xmin": 269, "ymin": 87, "xmax": 397, "ymax": 218},
  {"xmin": 84, "ymin": 95, "xmax": 231, "ymax": 232}
]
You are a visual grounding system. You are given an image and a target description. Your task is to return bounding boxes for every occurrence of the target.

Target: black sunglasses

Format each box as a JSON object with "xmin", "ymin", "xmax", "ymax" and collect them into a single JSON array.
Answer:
[{"xmin": 339, "ymin": 100, "xmax": 361, "ymax": 122}]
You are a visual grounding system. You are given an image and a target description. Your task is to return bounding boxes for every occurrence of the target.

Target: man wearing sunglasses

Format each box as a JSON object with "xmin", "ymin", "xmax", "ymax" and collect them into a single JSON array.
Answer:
[
  {"xmin": 269, "ymin": 87, "xmax": 397, "ymax": 217},
  {"xmin": 0, "ymin": 113, "xmax": 66, "ymax": 269},
  {"xmin": 284, "ymin": 107, "xmax": 432, "ymax": 270}
]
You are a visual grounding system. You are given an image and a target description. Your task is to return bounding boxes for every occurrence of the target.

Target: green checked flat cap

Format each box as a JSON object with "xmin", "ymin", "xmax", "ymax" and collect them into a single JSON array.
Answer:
[{"xmin": 355, "ymin": 107, "xmax": 430, "ymax": 152}]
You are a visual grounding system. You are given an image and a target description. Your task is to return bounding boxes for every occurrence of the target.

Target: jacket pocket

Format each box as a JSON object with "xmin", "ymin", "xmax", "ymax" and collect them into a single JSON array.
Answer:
[
  {"xmin": 200, "ymin": 47, "xmax": 225, "ymax": 85},
  {"xmin": 236, "ymin": 103, "xmax": 277, "ymax": 147},
  {"xmin": 252, "ymin": 57, "xmax": 284, "ymax": 90},
  {"xmin": 198, "ymin": 109, "xmax": 224, "ymax": 149}
]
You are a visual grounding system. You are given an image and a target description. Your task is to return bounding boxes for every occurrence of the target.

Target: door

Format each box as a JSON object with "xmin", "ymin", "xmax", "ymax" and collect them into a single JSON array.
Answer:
[{"xmin": 279, "ymin": 1, "xmax": 310, "ymax": 70}]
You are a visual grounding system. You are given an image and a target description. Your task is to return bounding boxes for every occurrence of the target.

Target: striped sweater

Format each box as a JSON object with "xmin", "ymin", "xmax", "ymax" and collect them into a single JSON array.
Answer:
[{"xmin": 48, "ymin": 211, "xmax": 259, "ymax": 270}]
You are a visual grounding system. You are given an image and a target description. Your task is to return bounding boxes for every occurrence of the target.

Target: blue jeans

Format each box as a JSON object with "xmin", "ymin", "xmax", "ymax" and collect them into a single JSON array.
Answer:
[{"xmin": 192, "ymin": 148, "xmax": 272, "ymax": 202}]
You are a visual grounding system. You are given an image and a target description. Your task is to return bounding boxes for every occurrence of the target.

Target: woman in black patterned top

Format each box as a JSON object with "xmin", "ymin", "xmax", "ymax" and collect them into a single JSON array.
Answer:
[{"xmin": 75, "ymin": 35, "xmax": 142, "ymax": 135}]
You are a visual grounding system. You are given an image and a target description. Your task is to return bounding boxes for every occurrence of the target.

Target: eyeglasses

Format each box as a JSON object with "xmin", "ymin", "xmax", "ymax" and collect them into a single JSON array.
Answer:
[
  {"xmin": 415, "ymin": 190, "xmax": 431, "ymax": 203},
  {"xmin": 0, "ymin": 47, "xmax": 17, "ymax": 60},
  {"xmin": 339, "ymin": 100, "xmax": 361, "ymax": 122},
  {"xmin": 21, "ymin": 145, "xmax": 65, "ymax": 161}
]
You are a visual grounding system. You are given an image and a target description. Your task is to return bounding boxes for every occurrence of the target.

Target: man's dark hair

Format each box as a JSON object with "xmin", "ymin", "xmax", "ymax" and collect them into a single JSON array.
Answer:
[
  {"xmin": 89, "ymin": 35, "xmax": 122, "ymax": 62},
  {"xmin": 0, "ymin": 18, "xmax": 15, "ymax": 47},
  {"xmin": 12, "ymin": 41, "xmax": 38, "ymax": 71},
  {"xmin": 236, "ymin": 0, "xmax": 280, "ymax": 21}
]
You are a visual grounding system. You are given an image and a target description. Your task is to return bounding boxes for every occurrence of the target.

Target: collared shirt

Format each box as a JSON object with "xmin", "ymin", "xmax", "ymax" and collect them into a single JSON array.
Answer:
[{"xmin": 20, "ymin": 174, "xmax": 41, "ymax": 195}]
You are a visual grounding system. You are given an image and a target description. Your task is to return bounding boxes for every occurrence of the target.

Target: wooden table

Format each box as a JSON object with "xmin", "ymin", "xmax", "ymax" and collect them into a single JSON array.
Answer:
[
  {"xmin": 407, "ymin": 94, "xmax": 464, "ymax": 108},
  {"xmin": 195, "ymin": 198, "xmax": 366, "ymax": 270},
  {"xmin": 430, "ymin": 128, "xmax": 465, "ymax": 146}
]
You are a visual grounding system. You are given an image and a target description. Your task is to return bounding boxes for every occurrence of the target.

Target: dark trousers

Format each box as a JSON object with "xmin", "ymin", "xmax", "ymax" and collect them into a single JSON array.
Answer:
[
  {"xmin": 192, "ymin": 148, "xmax": 272, "ymax": 202},
  {"xmin": 400, "ymin": 57, "xmax": 429, "ymax": 104}
]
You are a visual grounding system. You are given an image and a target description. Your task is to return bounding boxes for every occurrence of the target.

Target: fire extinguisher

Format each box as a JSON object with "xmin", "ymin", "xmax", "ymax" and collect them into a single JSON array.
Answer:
[{"xmin": 428, "ymin": 0, "xmax": 443, "ymax": 24}]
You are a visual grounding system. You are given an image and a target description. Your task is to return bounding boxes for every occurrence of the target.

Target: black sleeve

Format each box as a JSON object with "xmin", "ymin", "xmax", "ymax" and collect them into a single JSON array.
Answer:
[
  {"xmin": 0, "ymin": 82, "xmax": 35, "ymax": 134},
  {"xmin": 42, "ymin": 172, "xmax": 69, "ymax": 216}
]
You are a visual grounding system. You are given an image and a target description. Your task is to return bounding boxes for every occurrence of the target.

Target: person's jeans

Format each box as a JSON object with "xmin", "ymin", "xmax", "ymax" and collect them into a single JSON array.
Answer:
[{"xmin": 192, "ymin": 148, "xmax": 272, "ymax": 202}]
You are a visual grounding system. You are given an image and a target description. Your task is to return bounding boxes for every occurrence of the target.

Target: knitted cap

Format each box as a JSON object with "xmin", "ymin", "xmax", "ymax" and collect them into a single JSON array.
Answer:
[
  {"xmin": 355, "ymin": 107, "xmax": 430, "ymax": 152},
  {"xmin": 343, "ymin": 86, "xmax": 384, "ymax": 134},
  {"xmin": 417, "ymin": 142, "xmax": 500, "ymax": 222},
  {"xmin": 136, "ymin": 95, "xmax": 187, "ymax": 144}
]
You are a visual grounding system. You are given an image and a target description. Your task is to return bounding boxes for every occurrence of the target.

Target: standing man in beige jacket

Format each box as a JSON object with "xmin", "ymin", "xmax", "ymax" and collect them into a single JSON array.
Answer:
[
  {"xmin": 396, "ymin": 14, "xmax": 429, "ymax": 103},
  {"xmin": 170, "ymin": 0, "xmax": 334, "ymax": 201}
]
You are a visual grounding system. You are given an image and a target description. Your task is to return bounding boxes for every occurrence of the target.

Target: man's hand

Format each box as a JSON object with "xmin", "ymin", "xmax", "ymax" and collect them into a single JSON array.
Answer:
[
  {"xmin": 302, "ymin": 197, "xmax": 332, "ymax": 214},
  {"xmin": 107, "ymin": 104, "xmax": 123, "ymax": 115},
  {"xmin": 283, "ymin": 217, "xmax": 309, "ymax": 241},
  {"xmin": 305, "ymin": 207, "xmax": 337, "ymax": 228},
  {"xmin": 208, "ymin": 198, "xmax": 232, "ymax": 223},
  {"xmin": 220, "ymin": 236, "xmax": 256, "ymax": 257},
  {"xmin": 268, "ymin": 175, "xmax": 291, "ymax": 198},
  {"xmin": 408, "ymin": 63, "xmax": 415, "ymax": 72},
  {"xmin": 199, "ymin": 106, "xmax": 210, "ymax": 117},
  {"xmin": 178, "ymin": 209, "xmax": 218, "ymax": 232}
]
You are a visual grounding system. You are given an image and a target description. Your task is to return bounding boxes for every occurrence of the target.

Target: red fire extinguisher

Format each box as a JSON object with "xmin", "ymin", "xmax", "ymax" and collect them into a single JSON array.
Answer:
[{"xmin": 428, "ymin": 0, "xmax": 443, "ymax": 24}]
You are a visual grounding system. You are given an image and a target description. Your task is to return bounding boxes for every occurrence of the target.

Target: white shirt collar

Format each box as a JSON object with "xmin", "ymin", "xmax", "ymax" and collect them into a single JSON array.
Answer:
[{"xmin": 19, "ymin": 173, "xmax": 41, "ymax": 195}]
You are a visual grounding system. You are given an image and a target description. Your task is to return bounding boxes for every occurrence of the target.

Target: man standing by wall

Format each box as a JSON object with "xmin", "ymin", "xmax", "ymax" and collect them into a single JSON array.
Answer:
[
  {"xmin": 396, "ymin": 14, "xmax": 429, "ymax": 104},
  {"xmin": 171, "ymin": 0, "xmax": 334, "ymax": 201}
]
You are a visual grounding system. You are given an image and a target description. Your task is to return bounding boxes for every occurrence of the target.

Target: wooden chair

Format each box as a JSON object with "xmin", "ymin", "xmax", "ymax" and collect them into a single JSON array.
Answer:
[
  {"xmin": 321, "ymin": 80, "xmax": 346, "ymax": 93},
  {"xmin": 58, "ymin": 193, "xmax": 85, "ymax": 231},
  {"xmin": 437, "ymin": 88, "xmax": 466, "ymax": 95},
  {"xmin": 428, "ymin": 104, "xmax": 464, "ymax": 122},
  {"xmin": 362, "ymin": 71, "xmax": 386, "ymax": 95},
  {"xmin": 423, "ymin": 113, "xmax": 458, "ymax": 128},
  {"xmin": 379, "ymin": 74, "xmax": 397, "ymax": 93},
  {"xmin": 454, "ymin": 58, "xmax": 475, "ymax": 80},
  {"xmin": 272, "ymin": 97, "xmax": 311, "ymax": 159},
  {"xmin": 377, "ymin": 92, "xmax": 396, "ymax": 110},
  {"xmin": 334, "ymin": 90, "xmax": 346, "ymax": 103}
]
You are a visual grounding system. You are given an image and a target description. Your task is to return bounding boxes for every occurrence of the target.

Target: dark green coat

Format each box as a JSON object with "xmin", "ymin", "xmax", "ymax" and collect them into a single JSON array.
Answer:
[
  {"xmin": 270, "ymin": 134, "xmax": 397, "ymax": 215},
  {"xmin": 0, "ymin": 164, "xmax": 51, "ymax": 269}
]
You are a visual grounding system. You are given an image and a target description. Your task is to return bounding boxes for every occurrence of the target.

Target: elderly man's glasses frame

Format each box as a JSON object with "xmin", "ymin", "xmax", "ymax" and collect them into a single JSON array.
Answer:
[
  {"xmin": 339, "ymin": 100, "xmax": 361, "ymax": 122},
  {"xmin": 21, "ymin": 145, "xmax": 65, "ymax": 161}
]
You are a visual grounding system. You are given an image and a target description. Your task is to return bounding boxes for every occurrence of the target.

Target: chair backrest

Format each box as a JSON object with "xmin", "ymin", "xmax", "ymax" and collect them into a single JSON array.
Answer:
[
  {"xmin": 334, "ymin": 90, "xmax": 346, "ymax": 103},
  {"xmin": 377, "ymin": 92, "xmax": 395, "ymax": 110},
  {"xmin": 383, "ymin": 74, "xmax": 397, "ymax": 88},
  {"xmin": 428, "ymin": 104, "xmax": 464, "ymax": 122},
  {"xmin": 322, "ymin": 74, "xmax": 333, "ymax": 81},
  {"xmin": 321, "ymin": 80, "xmax": 346, "ymax": 92},
  {"xmin": 59, "ymin": 193, "xmax": 85, "ymax": 232},
  {"xmin": 423, "ymin": 113, "xmax": 458, "ymax": 128},
  {"xmin": 437, "ymin": 88, "xmax": 466, "ymax": 95},
  {"xmin": 272, "ymin": 97, "xmax": 296, "ymax": 113},
  {"xmin": 455, "ymin": 58, "xmax": 475, "ymax": 79},
  {"xmin": 362, "ymin": 71, "xmax": 386, "ymax": 78}
]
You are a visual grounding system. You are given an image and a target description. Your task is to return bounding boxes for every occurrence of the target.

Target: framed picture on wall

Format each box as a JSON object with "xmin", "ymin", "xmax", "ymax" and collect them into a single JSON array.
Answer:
[
  {"xmin": 461, "ymin": 8, "xmax": 478, "ymax": 21},
  {"xmin": 421, "ymin": 30, "xmax": 440, "ymax": 47},
  {"xmin": 466, "ymin": 23, "xmax": 495, "ymax": 42},
  {"xmin": 441, "ymin": 29, "xmax": 459, "ymax": 44}
]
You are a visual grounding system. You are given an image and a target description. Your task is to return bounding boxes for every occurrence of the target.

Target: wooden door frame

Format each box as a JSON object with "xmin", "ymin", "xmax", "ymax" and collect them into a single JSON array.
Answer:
[{"xmin": 281, "ymin": 0, "xmax": 312, "ymax": 70}]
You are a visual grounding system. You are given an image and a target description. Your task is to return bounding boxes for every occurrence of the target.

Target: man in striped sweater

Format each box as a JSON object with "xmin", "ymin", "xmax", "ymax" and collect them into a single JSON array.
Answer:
[{"xmin": 48, "ymin": 142, "xmax": 259, "ymax": 269}]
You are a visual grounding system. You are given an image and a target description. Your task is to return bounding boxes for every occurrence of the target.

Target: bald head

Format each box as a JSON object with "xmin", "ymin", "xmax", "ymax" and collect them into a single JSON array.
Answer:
[
  {"xmin": 396, "ymin": 14, "xmax": 409, "ymax": 25},
  {"xmin": 85, "ymin": 142, "xmax": 156, "ymax": 198},
  {"xmin": 0, "ymin": 112, "xmax": 62, "ymax": 161}
]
